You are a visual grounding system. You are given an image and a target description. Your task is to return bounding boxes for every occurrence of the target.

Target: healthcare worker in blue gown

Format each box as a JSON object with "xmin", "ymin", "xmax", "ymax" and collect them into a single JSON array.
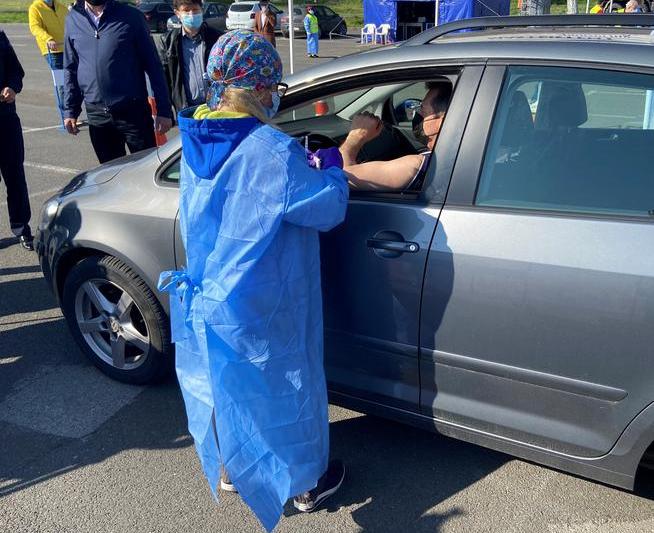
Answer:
[
  {"xmin": 158, "ymin": 30, "xmax": 348, "ymax": 532},
  {"xmin": 304, "ymin": 6, "xmax": 319, "ymax": 58}
]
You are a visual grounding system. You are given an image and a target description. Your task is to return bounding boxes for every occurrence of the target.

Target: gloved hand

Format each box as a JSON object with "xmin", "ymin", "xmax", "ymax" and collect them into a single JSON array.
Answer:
[{"xmin": 305, "ymin": 147, "xmax": 344, "ymax": 170}]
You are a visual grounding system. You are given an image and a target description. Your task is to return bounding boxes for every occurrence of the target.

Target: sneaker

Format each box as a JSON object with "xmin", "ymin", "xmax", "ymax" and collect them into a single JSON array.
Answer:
[
  {"xmin": 19, "ymin": 230, "xmax": 34, "ymax": 251},
  {"xmin": 293, "ymin": 460, "xmax": 345, "ymax": 513},
  {"xmin": 220, "ymin": 465, "xmax": 237, "ymax": 493}
]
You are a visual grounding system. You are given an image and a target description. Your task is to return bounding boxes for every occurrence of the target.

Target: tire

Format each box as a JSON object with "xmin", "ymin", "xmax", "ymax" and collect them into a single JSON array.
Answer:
[
  {"xmin": 336, "ymin": 21, "xmax": 347, "ymax": 36},
  {"xmin": 62, "ymin": 255, "xmax": 172, "ymax": 385}
]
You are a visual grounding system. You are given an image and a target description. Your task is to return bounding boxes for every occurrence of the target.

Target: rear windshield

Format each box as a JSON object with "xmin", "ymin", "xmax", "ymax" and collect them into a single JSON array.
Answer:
[
  {"xmin": 138, "ymin": 3, "xmax": 158, "ymax": 10},
  {"xmin": 230, "ymin": 4, "xmax": 255, "ymax": 11}
]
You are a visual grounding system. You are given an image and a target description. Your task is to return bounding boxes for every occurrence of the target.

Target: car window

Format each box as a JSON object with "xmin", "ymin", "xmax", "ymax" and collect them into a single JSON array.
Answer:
[
  {"xmin": 206, "ymin": 5, "xmax": 217, "ymax": 15},
  {"xmin": 269, "ymin": 5, "xmax": 281, "ymax": 13},
  {"xmin": 476, "ymin": 66, "xmax": 654, "ymax": 218},
  {"xmin": 293, "ymin": 7, "xmax": 302, "ymax": 15},
  {"xmin": 322, "ymin": 7, "xmax": 335, "ymax": 16},
  {"xmin": 230, "ymin": 3, "xmax": 256, "ymax": 12},
  {"xmin": 161, "ymin": 157, "xmax": 181, "ymax": 183}
]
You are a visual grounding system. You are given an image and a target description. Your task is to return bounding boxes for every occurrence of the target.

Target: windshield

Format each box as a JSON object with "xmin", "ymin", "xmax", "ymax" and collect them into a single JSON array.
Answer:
[{"xmin": 277, "ymin": 88, "xmax": 371, "ymax": 122}]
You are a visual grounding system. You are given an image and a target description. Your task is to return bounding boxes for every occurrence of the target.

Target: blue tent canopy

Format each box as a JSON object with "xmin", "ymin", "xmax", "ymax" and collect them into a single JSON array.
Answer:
[{"xmin": 363, "ymin": 0, "xmax": 510, "ymax": 41}]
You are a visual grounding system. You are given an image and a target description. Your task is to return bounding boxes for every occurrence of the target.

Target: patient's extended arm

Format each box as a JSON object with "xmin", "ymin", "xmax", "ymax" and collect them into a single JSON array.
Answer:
[{"xmin": 340, "ymin": 112, "xmax": 423, "ymax": 191}]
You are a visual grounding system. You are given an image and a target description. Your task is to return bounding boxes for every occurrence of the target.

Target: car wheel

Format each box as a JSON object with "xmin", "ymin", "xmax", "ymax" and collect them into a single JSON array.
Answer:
[
  {"xmin": 62, "ymin": 255, "xmax": 172, "ymax": 385},
  {"xmin": 337, "ymin": 22, "xmax": 347, "ymax": 36}
]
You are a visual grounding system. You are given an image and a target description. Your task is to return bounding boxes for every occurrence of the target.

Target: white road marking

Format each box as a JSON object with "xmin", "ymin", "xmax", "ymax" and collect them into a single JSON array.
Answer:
[
  {"xmin": 24, "ymin": 162, "xmax": 80, "ymax": 175},
  {"xmin": 22, "ymin": 124, "xmax": 63, "ymax": 133},
  {"xmin": 0, "ymin": 365, "xmax": 144, "ymax": 439},
  {"xmin": 28, "ymin": 187, "xmax": 65, "ymax": 200}
]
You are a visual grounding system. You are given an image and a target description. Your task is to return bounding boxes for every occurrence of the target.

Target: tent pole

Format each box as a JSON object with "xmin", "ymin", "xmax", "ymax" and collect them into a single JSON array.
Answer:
[{"xmin": 288, "ymin": 0, "xmax": 294, "ymax": 74}]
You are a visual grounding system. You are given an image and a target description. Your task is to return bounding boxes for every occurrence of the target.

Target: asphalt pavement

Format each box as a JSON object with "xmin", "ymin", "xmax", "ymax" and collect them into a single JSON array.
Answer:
[{"xmin": 2, "ymin": 23, "xmax": 654, "ymax": 533}]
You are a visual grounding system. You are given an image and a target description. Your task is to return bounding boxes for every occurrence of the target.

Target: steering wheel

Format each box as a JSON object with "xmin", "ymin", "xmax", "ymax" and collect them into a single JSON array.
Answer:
[{"xmin": 301, "ymin": 133, "xmax": 340, "ymax": 153}]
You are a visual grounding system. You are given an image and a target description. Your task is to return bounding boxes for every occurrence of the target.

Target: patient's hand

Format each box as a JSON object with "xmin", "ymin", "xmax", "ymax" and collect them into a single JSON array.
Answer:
[
  {"xmin": 348, "ymin": 112, "xmax": 383, "ymax": 145},
  {"xmin": 340, "ymin": 112, "xmax": 383, "ymax": 167}
]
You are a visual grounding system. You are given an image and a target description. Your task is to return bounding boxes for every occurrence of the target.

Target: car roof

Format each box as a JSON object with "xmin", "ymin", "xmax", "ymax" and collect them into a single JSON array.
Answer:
[{"xmin": 285, "ymin": 16, "xmax": 654, "ymax": 89}]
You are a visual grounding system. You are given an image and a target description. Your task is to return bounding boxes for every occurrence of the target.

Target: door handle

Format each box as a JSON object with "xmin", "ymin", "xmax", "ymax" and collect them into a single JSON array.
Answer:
[
  {"xmin": 367, "ymin": 238, "xmax": 420, "ymax": 254},
  {"xmin": 367, "ymin": 231, "xmax": 420, "ymax": 259}
]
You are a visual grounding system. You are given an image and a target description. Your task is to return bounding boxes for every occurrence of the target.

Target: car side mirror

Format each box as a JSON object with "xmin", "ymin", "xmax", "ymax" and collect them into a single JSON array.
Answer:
[{"xmin": 404, "ymin": 99, "xmax": 421, "ymax": 121}]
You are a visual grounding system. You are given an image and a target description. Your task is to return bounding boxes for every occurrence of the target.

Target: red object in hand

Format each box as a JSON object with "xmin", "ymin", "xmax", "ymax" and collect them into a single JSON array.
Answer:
[{"xmin": 148, "ymin": 96, "xmax": 168, "ymax": 147}]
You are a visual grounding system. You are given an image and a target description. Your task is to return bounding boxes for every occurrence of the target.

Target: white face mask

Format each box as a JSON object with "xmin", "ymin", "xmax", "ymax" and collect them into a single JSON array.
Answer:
[{"xmin": 263, "ymin": 92, "xmax": 280, "ymax": 119}]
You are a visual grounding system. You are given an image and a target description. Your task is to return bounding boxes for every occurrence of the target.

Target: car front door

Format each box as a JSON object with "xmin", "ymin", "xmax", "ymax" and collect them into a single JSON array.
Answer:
[
  {"xmin": 420, "ymin": 65, "xmax": 654, "ymax": 457},
  {"xmin": 320, "ymin": 66, "xmax": 484, "ymax": 412}
]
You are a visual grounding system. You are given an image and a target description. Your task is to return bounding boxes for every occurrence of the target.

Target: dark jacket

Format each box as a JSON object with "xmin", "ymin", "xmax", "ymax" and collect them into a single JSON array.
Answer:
[
  {"xmin": 63, "ymin": 0, "xmax": 172, "ymax": 119},
  {"xmin": 159, "ymin": 23, "xmax": 221, "ymax": 114},
  {"xmin": 0, "ymin": 30, "xmax": 24, "ymax": 117}
]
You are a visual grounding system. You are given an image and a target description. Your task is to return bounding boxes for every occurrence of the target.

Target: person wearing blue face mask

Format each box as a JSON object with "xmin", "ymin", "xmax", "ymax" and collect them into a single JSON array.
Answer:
[
  {"xmin": 158, "ymin": 30, "xmax": 348, "ymax": 532},
  {"xmin": 160, "ymin": 0, "xmax": 222, "ymax": 115}
]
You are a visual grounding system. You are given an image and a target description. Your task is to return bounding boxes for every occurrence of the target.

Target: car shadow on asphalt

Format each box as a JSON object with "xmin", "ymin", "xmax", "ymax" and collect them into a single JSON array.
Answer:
[
  {"xmin": 0, "ymin": 276, "xmax": 58, "ymax": 317},
  {"xmin": 0, "ymin": 265, "xmax": 43, "ymax": 277},
  {"xmin": 284, "ymin": 413, "xmax": 509, "ymax": 532}
]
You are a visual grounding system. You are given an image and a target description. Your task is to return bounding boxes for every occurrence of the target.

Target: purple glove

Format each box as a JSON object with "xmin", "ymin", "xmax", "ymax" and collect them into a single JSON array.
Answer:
[{"xmin": 305, "ymin": 147, "xmax": 344, "ymax": 170}]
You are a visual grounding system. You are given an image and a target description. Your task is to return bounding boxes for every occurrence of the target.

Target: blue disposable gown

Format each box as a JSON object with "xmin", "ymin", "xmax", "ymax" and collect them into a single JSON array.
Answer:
[
  {"xmin": 159, "ymin": 108, "xmax": 349, "ymax": 532},
  {"xmin": 304, "ymin": 16, "xmax": 319, "ymax": 56}
]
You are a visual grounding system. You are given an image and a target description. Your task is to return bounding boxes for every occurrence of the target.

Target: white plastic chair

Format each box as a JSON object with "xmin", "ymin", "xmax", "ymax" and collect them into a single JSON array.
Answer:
[
  {"xmin": 361, "ymin": 23, "xmax": 376, "ymax": 44},
  {"xmin": 376, "ymin": 23, "xmax": 391, "ymax": 45}
]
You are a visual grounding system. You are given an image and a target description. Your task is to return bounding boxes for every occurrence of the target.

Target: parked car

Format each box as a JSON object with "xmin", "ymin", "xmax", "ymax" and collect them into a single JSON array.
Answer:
[
  {"xmin": 166, "ymin": 2, "xmax": 228, "ymax": 31},
  {"xmin": 138, "ymin": 1, "xmax": 175, "ymax": 33},
  {"xmin": 225, "ymin": 1, "xmax": 283, "ymax": 32},
  {"xmin": 280, "ymin": 4, "xmax": 347, "ymax": 38},
  {"xmin": 37, "ymin": 15, "xmax": 654, "ymax": 493}
]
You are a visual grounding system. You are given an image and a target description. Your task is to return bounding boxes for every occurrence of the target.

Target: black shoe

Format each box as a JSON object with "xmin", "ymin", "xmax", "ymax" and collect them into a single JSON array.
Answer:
[
  {"xmin": 220, "ymin": 465, "xmax": 237, "ymax": 493},
  {"xmin": 293, "ymin": 460, "xmax": 345, "ymax": 513},
  {"xmin": 19, "ymin": 232, "xmax": 34, "ymax": 251}
]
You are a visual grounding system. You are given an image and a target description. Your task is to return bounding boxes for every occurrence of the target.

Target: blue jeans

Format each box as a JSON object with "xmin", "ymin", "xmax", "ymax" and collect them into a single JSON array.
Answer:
[
  {"xmin": 45, "ymin": 53, "xmax": 65, "ymax": 113},
  {"xmin": 45, "ymin": 51, "xmax": 63, "ymax": 69}
]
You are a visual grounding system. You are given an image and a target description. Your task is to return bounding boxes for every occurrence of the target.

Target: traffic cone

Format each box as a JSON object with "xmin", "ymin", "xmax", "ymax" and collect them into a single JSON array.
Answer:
[
  {"xmin": 314, "ymin": 100, "xmax": 329, "ymax": 116},
  {"xmin": 148, "ymin": 96, "xmax": 168, "ymax": 147}
]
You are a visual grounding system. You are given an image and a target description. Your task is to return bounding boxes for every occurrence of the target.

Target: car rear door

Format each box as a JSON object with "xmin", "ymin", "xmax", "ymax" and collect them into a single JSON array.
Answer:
[{"xmin": 420, "ymin": 64, "xmax": 654, "ymax": 457}]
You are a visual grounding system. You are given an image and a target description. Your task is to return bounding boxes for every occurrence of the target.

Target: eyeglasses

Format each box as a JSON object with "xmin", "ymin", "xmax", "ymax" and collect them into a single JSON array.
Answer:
[{"xmin": 273, "ymin": 82, "xmax": 289, "ymax": 97}]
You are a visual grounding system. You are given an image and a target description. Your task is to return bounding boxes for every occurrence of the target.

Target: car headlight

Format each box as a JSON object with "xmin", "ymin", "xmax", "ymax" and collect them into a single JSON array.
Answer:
[{"xmin": 39, "ymin": 198, "xmax": 60, "ymax": 230}]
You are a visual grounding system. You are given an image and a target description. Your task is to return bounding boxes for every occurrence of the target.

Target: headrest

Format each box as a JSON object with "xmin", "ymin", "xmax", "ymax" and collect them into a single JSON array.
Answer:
[
  {"xmin": 538, "ymin": 83, "xmax": 588, "ymax": 130},
  {"xmin": 501, "ymin": 90, "xmax": 534, "ymax": 147}
]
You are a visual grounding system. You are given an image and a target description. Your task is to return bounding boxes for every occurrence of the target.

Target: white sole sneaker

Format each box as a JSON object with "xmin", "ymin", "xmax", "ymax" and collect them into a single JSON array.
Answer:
[
  {"xmin": 293, "ymin": 460, "xmax": 345, "ymax": 513},
  {"xmin": 220, "ymin": 479, "xmax": 238, "ymax": 492}
]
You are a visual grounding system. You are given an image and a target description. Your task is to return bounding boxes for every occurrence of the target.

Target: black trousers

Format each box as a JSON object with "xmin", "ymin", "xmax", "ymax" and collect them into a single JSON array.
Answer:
[
  {"xmin": 0, "ymin": 112, "xmax": 31, "ymax": 235},
  {"xmin": 86, "ymin": 100, "xmax": 157, "ymax": 164}
]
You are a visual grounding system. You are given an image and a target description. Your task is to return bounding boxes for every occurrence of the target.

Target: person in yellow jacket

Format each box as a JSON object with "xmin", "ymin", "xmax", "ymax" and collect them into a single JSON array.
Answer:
[{"xmin": 28, "ymin": 0, "xmax": 67, "ymax": 111}]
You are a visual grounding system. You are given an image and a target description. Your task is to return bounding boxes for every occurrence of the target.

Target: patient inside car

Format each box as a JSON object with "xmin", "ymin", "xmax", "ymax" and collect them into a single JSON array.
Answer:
[{"xmin": 340, "ymin": 82, "xmax": 452, "ymax": 191}]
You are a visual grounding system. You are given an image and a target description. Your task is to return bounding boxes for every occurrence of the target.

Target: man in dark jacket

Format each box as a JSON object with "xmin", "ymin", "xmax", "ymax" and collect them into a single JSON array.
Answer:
[
  {"xmin": 160, "ymin": 0, "xmax": 221, "ymax": 114},
  {"xmin": 63, "ymin": 0, "xmax": 173, "ymax": 163},
  {"xmin": 0, "ymin": 30, "xmax": 33, "ymax": 250}
]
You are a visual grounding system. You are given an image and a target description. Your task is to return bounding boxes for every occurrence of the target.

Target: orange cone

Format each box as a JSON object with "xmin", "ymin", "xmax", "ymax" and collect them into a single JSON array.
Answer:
[
  {"xmin": 314, "ymin": 100, "xmax": 329, "ymax": 116},
  {"xmin": 148, "ymin": 96, "xmax": 168, "ymax": 147}
]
